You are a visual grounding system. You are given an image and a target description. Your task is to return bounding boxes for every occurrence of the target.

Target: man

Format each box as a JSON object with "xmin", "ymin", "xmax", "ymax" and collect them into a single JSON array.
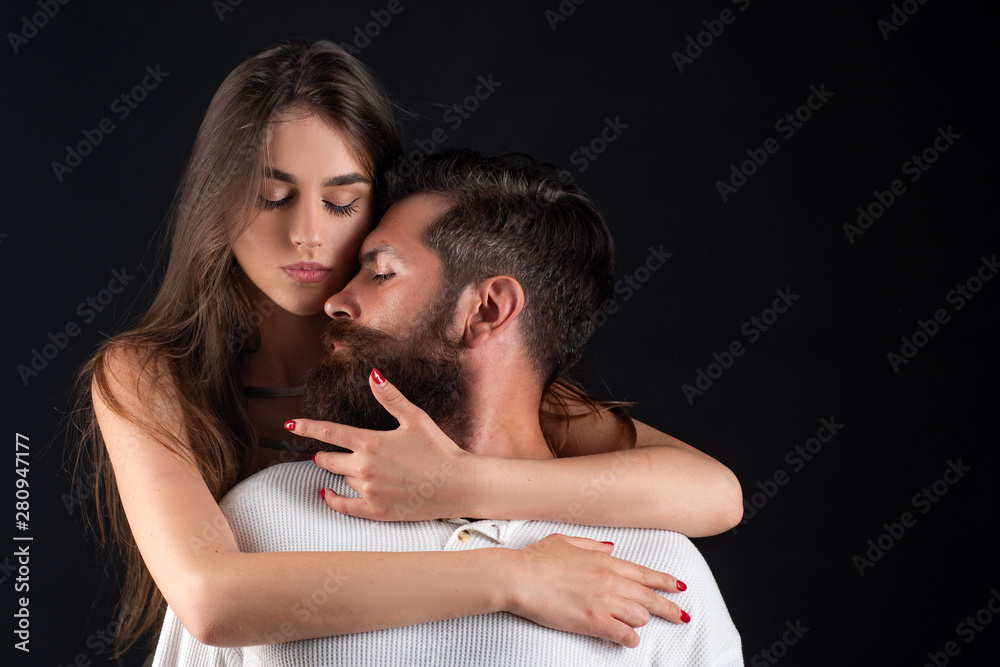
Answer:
[{"xmin": 153, "ymin": 151, "xmax": 742, "ymax": 665}]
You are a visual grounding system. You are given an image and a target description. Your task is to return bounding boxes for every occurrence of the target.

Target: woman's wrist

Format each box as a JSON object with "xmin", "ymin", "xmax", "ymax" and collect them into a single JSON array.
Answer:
[{"xmin": 480, "ymin": 545, "xmax": 522, "ymax": 615}]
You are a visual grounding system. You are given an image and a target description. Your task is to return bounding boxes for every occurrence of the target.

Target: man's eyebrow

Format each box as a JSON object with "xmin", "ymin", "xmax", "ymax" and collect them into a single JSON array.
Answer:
[
  {"xmin": 359, "ymin": 243, "xmax": 400, "ymax": 266},
  {"xmin": 263, "ymin": 167, "xmax": 370, "ymax": 188}
]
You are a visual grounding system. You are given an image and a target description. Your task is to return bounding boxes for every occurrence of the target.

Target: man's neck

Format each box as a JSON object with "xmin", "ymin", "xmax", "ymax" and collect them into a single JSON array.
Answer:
[{"xmin": 457, "ymin": 356, "xmax": 554, "ymax": 461}]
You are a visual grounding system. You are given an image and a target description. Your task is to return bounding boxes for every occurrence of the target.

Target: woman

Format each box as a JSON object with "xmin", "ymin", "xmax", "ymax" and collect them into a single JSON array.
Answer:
[{"xmin": 74, "ymin": 39, "xmax": 742, "ymax": 657}]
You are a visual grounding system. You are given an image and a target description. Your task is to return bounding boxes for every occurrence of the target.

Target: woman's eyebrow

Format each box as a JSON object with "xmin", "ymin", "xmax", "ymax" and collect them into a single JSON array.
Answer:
[
  {"xmin": 262, "ymin": 168, "xmax": 369, "ymax": 188},
  {"xmin": 323, "ymin": 172, "xmax": 369, "ymax": 187},
  {"xmin": 263, "ymin": 167, "xmax": 296, "ymax": 184}
]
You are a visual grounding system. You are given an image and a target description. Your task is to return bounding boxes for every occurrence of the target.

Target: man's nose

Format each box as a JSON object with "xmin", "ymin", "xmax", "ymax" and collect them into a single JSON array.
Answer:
[{"xmin": 325, "ymin": 285, "xmax": 359, "ymax": 320}]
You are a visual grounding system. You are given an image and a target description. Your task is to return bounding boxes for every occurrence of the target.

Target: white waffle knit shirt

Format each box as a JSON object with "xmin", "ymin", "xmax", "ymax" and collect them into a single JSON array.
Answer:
[{"xmin": 153, "ymin": 461, "xmax": 742, "ymax": 666}]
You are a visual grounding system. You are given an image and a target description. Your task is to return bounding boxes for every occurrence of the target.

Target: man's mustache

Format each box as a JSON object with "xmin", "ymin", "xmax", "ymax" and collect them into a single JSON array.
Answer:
[
  {"xmin": 320, "ymin": 319, "xmax": 397, "ymax": 363},
  {"xmin": 304, "ymin": 313, "xmax": 470, "ymax": 447}
]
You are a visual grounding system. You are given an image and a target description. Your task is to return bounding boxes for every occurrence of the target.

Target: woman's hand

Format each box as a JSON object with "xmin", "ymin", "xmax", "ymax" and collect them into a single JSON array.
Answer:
[
  {"xmin": 290, "ymin": 370, "xmax": 478, "ymax": 521},
  {"xmin": 503, "ymin": 534, "xmax": 690, "ymax": 647}
]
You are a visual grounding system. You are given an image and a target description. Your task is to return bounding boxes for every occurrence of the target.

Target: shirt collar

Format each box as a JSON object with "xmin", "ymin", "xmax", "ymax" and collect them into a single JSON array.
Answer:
[{"xmin": 439, "ymin": 518, "xmax": 528, "ymax": 544}]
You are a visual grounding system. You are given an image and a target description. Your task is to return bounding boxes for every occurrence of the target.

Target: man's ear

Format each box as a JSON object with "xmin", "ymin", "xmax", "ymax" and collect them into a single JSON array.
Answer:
[{"xmin": 459, "ymin": 276, "xmax": 525, "ymax": 349}]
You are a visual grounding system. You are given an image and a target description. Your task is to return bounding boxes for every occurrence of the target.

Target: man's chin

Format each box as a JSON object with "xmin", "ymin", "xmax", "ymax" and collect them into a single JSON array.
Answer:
[{"xmin": 303, "ymin": 317, "xmax": 470, "ymax": 444}]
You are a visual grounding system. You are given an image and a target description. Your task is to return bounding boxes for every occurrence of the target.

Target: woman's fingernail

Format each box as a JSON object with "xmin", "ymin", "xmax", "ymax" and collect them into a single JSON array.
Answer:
[
  {"xmin": 676, "ymin": 580, "xmax": 687, "ymax": 592},
  {"xmin": 601, "ymin": 541, "xmax": 614, "ymax": 546},
  {"xmin": 312, "ymin": 452, "xmax": 318, "ymax": 464},
  {"xmin": 284, "ymin": 420, "xmax": 296, "ymax": 431},
  {"xmin": 680, "ymin": 610, "xmax": 691, "ymax": 623},
  {"xmin": 371, "ymin": 368, "xmax": 387, "ymax": 386},
  {"xmin": 320, "ymin": 488, "xmax": 327, "ymax": 500}
]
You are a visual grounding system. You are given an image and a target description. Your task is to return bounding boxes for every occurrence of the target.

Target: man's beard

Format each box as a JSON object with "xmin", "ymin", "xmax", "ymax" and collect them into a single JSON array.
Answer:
[{"xmin": 302, "ymin": 308, "xmax": 470, "ymax": 452}]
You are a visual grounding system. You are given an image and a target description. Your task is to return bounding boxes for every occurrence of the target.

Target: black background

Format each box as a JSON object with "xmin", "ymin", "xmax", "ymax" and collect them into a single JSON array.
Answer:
[{"xmin": 3, "ymin": 1, "xmax": 997, "ymax": 665}]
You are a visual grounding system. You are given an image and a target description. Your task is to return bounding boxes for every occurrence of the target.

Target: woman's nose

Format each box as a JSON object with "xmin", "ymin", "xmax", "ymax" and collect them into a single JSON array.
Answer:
[{"xmin": 290, "ymin": 199, "xmax": 323, "ymax": 248}]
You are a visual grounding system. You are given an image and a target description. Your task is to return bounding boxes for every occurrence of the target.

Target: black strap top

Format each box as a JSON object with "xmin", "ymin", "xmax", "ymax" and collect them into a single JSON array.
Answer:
[{"xmin": 243, "ymin": 385, "xmax": 309, "ymax": 452}]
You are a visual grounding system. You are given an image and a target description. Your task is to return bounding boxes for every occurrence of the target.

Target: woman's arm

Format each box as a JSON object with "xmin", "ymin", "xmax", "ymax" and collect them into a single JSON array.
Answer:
[
  {"xmin": 483, "ymin": 413, "xmax": 744, "ymax": 536},
  {"xmin": 94, "ymin": 349, "xmax": 684, "ymax": 648},
  {"xmin": 309, "ymin": 386, "xmax": 742, "ymax": 537}
]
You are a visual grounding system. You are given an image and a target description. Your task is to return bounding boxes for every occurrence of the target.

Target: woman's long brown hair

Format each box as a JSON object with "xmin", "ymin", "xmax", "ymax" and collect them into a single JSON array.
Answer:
[
  {"xmin": 543, "ymin": 377, "xmax": 637, "ymax": 455},
  {"xmin": 70, "ymin": 39, "xmax": 401, "ymax": 657}
]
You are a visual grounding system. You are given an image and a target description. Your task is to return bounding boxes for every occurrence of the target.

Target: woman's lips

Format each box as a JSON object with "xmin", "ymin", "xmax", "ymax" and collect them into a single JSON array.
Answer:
[{"xmin": 283, "ymin": 262, "xmax": 331, "ymax": 283}]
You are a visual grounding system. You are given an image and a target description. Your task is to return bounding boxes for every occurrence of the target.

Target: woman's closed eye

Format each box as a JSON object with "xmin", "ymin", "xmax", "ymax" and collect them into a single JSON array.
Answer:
[
  {"xmin": 256, "ymin": 195, "xmax": 362, "ymax": 217},
  {"xmin": 325, "ymin": 197, "xmax": 360, "ymax": 217},
  {"xmin": 257, "ymin": 195, "xmax": 292, "ymax": 211}
]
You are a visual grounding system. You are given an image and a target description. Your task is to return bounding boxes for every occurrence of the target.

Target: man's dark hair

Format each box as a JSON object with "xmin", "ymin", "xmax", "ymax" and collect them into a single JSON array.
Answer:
[{"xmin": 387, "ymin": 149, "xmax": 616, "ymax": 389}]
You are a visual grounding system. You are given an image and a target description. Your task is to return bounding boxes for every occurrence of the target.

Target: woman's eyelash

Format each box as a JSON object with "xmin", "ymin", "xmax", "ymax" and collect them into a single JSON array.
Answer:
[
  {"xmin": 325, "ymin": 197, "xmax": 361, "ymax": 217},
  {"xmin": 256, "ymin": 196, "xmax": 362, "ymax": 217},
  {"xmin": 372, "ymin": 273, "xmax": 394, "ymax": 284},
  {"xmin": 257, "ymin": 195, "xmax": 291, "ymax": 211}
]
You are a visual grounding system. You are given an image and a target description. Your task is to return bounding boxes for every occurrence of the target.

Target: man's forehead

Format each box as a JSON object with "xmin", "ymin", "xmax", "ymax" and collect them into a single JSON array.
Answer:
[
  {"xmin": 358, "ymin": 242, "xmax": 401, "ymax": 266},
  {"xmin": 359, "ymin": 193, "xmax": 450, "ymax": 262}
]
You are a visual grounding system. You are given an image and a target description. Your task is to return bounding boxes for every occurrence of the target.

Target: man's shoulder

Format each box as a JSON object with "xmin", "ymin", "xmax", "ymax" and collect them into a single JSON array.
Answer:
[
  {"xmin": 514, "ymin": 520, "xmax": 704, "ymax": 569},
  {"xmin": 219, "ymin": 461, "xmax": 444, "ymax": 554},
  {"xmin": 513, "ymin": 520, "xmax": 741, "ymax": 652},
  {"xmin": 219, "ymin": 462, "xmax": 354, "ymax": 551},
  {"xmin": 222, "ymin": 461, "xmax": 353, "ymax": 510}
]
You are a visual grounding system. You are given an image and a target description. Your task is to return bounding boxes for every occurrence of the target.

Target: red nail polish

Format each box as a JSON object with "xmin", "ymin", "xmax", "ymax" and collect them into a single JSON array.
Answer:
[
  {"xmin": 312, "ymin": 452, "xmax": 318, "ymax": 464},
  {"xmin": 680, "ymin": 610, "xmax": 691, "ymax": 623},
  {"xmin": 676, "ymin": 580, "xmax": 687, "ymax": 592},
  {"xmin": 320, "ymin": 488, "xmax": 326, "ymax": 500},
  {"xmin": 284, "ymin": 420, "xmax": 295, "ymax": 432},
  {"xmin": 601, "ymin": 541, "xmax": 614, "ymax": 546},
  {"xmin": 371, "ymin": 368, "xmax": 386, "ymax": 385}
]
